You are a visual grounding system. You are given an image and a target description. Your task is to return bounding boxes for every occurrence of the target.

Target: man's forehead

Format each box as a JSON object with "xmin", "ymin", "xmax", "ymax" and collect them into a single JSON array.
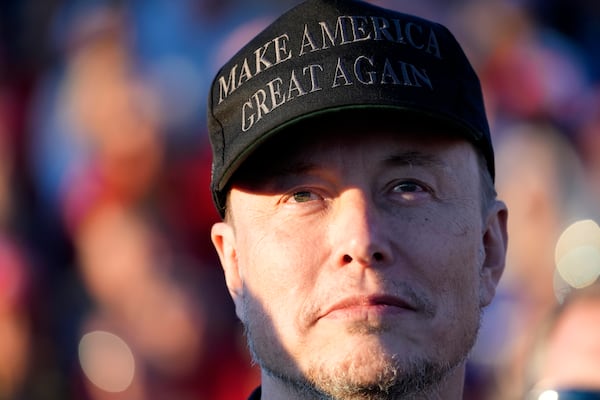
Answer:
[
  {"xmin": 225, "ymin": 110, "xmax": 481, "ymax": 198},
  {"xmin": 234, "ymin": 126, "xmax": 472, "ymax": 185}
]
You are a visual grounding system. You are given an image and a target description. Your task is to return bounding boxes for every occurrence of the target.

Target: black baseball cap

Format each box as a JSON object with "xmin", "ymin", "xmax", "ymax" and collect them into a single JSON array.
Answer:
[{"xmin": 208, "ymin": 0, "xmax": 494, "ymax": 216}]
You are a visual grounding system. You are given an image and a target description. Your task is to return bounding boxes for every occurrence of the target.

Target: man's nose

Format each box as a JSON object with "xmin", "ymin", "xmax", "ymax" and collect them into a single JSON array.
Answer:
[{"xmin": 330, "ymin": 188, "xmax": 393, "ymax": 268}]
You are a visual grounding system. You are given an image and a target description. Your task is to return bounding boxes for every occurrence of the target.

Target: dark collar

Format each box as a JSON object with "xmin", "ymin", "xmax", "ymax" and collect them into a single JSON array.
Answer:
[{"xmin": 247, "ymin": 387, "xmax": 261, "ymax": 400}]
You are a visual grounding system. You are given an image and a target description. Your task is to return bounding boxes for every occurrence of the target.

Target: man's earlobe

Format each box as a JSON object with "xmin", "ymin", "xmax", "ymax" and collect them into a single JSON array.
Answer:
[
  {"xmin": 211, "ymin": 222, "xmax": 245, "ymax": 320},
  {"xmin": 479, "ymin": 200, "xmax": 509, "ymax": 307}
]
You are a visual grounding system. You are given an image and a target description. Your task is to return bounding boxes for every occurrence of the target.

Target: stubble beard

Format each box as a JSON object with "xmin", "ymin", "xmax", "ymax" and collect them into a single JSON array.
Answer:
[{"xmin": 243, "ymin": 311, "xmax": 481, "ymax": 400}]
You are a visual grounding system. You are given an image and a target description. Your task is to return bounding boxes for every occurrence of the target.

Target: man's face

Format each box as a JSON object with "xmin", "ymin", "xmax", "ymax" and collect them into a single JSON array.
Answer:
[{"xmin": 212, "ymin": 121, "xmax": 507, "ymax": 399}]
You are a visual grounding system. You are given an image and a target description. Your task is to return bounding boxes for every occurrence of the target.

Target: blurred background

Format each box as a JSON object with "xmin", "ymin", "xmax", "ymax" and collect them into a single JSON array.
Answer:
[{"xmin": 0, "ymin": 0, "xmax": 598, "ymax": 399}]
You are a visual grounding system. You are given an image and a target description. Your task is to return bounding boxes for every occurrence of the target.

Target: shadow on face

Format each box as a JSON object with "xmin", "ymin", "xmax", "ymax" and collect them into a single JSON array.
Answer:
[{"xmin": 227, "ymin": 108, "xmax": 479, "ymax": 196}]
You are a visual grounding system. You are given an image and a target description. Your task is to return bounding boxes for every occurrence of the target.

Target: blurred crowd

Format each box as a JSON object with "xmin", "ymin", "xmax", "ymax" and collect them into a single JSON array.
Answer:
[{"xmin": 0, "ymin": 0, "xmax": 598, "ymax": 399}]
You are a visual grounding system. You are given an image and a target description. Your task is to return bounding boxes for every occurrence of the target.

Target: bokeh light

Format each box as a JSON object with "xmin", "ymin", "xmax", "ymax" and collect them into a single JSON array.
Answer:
[
  {"xmin": 537, "ymin": 389, "xmax": 559, "ymax": 400},
  {"xmin": 78, "ymin": 331, "xmax": 135, "ymax": 393},
  {"xmin": 555, "ymin": 220, "xmax": 600, "ymax": 290}
]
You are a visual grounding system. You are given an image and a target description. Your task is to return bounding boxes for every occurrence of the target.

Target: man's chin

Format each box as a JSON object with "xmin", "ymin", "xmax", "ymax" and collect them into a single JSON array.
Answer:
[
  {"xmin": 256, "ymin": 337, "xmax": 460, "ymax": 400},
  {"xmin": 303, "ymin": 354, "xmax": 452, "ymax": 400},
  {"xmin": 316, "ymin": 325, "xmax": 419, "ymax": 363}
]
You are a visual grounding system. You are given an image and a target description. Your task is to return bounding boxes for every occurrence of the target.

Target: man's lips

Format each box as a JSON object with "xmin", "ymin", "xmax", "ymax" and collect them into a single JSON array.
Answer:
[{"xmin": 318, "ymin": 294, "xmax": 417, "ymax": 320}]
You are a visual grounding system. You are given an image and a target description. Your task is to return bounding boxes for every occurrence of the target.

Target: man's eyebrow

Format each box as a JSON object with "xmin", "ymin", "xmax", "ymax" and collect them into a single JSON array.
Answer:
[
  {"xmin": 268, "ymin": 161, "xmax": 322, "ymax": 182},
  {"xmin": 384, "ymin": 151, "xmax": 447, "ymax": 169},
  {"xmin": 249, "ymin": 151, "xmax": 447, "ymax": 187},
  {"xmin": 245, "ymin": 160, "xmax": 321, "ymax": 191},
  {"xmin": 270, "ymin": 152, "xmax": 446, "ymax": 178}
]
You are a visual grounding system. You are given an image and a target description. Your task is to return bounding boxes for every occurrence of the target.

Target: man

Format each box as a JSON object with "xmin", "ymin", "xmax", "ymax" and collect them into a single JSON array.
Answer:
[{"xmin": 207, "ymin": 0, "xmax": 508, "ymax": 399}]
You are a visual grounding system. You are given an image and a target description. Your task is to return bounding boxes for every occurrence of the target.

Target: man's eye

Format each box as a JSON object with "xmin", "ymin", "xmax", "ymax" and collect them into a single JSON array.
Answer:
[
  {"xmin": 392, "ymin": 182, "xmax": 424, "ymax": 193},
  {"xmin": 390, "ymin": 181, "xmax": 430, "ymax": 201},
  {"xmin": 291, "ymin": 190, "xmax": 318, "ymax": 203}
]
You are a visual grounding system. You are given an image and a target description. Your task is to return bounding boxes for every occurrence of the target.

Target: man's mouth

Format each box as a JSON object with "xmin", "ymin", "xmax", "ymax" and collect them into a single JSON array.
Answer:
[{"xmin": 319, "ymin": 294, "xmax": 417, "ymax": 320}]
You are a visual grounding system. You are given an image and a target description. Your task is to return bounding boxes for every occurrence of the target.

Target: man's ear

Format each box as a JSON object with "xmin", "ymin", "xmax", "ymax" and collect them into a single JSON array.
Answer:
[
  {"xmin": 211, "ymin": 221, "xmax": 245, "ymax": 321},
  {"xmin": 479, "ymin": 200, "xmax": 509, "ymax": 307}
]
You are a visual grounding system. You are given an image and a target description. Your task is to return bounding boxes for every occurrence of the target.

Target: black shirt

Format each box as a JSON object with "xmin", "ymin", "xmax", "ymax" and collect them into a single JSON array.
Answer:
[{"xmin": 248, "ymin": 387, "xmax": 261, "ymax": 400}]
